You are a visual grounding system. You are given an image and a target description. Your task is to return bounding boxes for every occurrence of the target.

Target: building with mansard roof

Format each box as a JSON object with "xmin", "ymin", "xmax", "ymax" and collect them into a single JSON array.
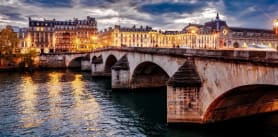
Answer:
[
  {"xmin": 25, "ymin": 16, "xmax": 97, "ymax": 53},
  {"xmin": 183, "ymin": 13, "xmax": 278, "ymax": 49},
  {"xmin": 99, "ymin": 13, "xmax": 278, "ymax": 50},
  {"xmin": 99, "ymin": 23, "xmax": 218, "ymax": 49}
]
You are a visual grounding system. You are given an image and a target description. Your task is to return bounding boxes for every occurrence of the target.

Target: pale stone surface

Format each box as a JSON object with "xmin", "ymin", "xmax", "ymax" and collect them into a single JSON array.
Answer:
[
  {"xmin": 167, "ymin": 86, "xmax": 202, "ymax": 123},
  {"xmin": 90, "ymin": 50, "xmax": 184, "ymax": 79},
  {"xmin": 38, "ymin": 55, "xmax": 66, "ymax": 68},
  {"xmin": 39, "ymin": 53, "xmax": 88, "ymax": 68},
  {"xmin": 194, "ymin": 59, "xmax": 278, "ymax": 117},
  {"xmin": 112, "ymin": 70, "xmax": 130, "ymax": 89},
  {"xmin": 81, "ymin": 60, "xmax": 91, "ymax": 71}
]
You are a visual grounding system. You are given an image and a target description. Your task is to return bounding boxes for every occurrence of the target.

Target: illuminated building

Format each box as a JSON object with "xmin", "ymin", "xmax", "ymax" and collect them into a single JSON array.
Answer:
[
  {"xmin": 27, "ymin": 16, "xmax": 97, "ymax": 53},
  {"xmin": 99, "ymin": 13, "xmax": 278, "ymax": 50},
  {"xmin": 184, "ymin": 13, "xmax": 278, "ymax": 49},
  {"xmin": 98, "ymin": 25, "xmax": 158, "ymax": 48},
  {"xmin": 98, "ymin": 24, "xmax": 218, "ymax": 49}
]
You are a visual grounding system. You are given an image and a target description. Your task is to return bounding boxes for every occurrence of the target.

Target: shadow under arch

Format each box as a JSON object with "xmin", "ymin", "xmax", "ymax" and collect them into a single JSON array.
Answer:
[
  {"xmin": 91, "ymin": 56, "xmax": 97, "ymax": 63},
  {"xmin": 204, "ymin": 84, "xmax": 278, "ymax": 123},
  {"xmin": 68, "ymin": 57, "xmax": 83, "ymax": 68},
  {"xmin": 104, "ymin": 55, "xmax": 117, "ymax": 73},
  {"xmin": 131, "ymin": 61, "xmax": 170, "ymax": 89}
]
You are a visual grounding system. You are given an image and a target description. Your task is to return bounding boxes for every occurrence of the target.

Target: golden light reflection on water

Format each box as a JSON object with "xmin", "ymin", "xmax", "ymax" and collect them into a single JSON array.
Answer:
[
  {"xmin": 70, "ymin": 74, "xmax": 101, "ymax": 130},
  {"xmin": 18, "ymin": 72, "xmax": 102, "ymax": 132},
  {"xmin": 48, "ymin": 72, "xmax": 63, "ymax": 130},
  {"xmin": 19, "ymin": 76, "xmax": 43, "ymax": 128}
]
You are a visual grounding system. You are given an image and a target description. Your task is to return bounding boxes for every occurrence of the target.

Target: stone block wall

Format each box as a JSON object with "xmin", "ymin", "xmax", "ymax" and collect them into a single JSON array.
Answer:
[
  {"xmin": 112, "ymin": 69, "xmax": 130, "ymax": 89},
  {"xmin": 167, "ymin": 86, "xmax": 202, "ymax": 123},
  {"xmin": 81, "ymin": 60, "xmax": 91, "ymax": 71},
  {"xmin": 39, "ymin": 55, "xmax": 66, "ymax": 68}
]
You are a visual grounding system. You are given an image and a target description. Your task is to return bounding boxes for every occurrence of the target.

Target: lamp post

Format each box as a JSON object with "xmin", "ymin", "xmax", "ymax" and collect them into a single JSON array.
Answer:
[
  {"xmin": 274, "ymin": 19, "xmax": 278, "ymax": 50},
  {"xmin": 274, "ymin": 19, "xmax": 278, "ymax": 35}
]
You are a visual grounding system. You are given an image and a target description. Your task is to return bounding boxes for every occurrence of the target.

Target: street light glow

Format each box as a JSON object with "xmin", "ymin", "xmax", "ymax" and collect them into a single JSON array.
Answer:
[
  {"xmin": 274, "ymin": 19, "xmax": 278, "ymax": 35},
  {"xmin": 274, "ymin": 19, "xmax": 278, "ymax": 27}
]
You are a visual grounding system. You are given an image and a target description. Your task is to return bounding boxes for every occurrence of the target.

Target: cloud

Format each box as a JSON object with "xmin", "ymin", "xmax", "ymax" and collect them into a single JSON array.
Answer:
[
  {"xmin": 0, "ymin": 6, "xmax": 25, "ymax": 20},
  {"xmin": 0, "ymin": 0, "xmax": 276, "ymax": 31},
  {"xmin": 138, "ymin": 2, "xmax": 207, "ymax": 15},
  {"xmin": 22, "ymin": 0, "xmax": 73, "ymax": 8}
]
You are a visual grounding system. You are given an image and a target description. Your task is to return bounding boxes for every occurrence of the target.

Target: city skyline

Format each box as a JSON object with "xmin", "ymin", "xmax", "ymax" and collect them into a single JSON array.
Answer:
[{"xmin": 1, "ymin": 0, "xmax": 278, "ymax": 30}]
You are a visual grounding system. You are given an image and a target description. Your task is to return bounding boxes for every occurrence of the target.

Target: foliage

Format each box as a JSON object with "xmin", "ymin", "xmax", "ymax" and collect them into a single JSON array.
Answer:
[
  {"xmin": 0, "ymin": 26, "xmax": 20, "ymax": 59},
  {"xmin": 18, "ymin": 49, "xmax": 37, "ymax": 71}
]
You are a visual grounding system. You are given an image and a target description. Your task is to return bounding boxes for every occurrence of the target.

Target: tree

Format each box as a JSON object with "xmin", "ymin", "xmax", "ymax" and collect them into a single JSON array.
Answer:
[
  {"xmin": 0, "ymin": 26, "xmax": 20, "ymax": 59},
  {"xmin": 19, "ymin": 49, "xmax": 37, "ymax": 71}
]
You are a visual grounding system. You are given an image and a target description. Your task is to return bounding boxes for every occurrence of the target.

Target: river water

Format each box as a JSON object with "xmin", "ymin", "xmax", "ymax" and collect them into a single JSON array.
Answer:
[{"xmin": 0, "ymin": 70, "xmax": 277, "ymax": 137}]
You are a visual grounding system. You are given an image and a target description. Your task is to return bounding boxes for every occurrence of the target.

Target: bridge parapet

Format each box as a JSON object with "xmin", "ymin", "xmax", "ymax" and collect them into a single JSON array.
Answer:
[{"xmin": 93, "ymin": 47, "xmax": 278, "ymax": 65}]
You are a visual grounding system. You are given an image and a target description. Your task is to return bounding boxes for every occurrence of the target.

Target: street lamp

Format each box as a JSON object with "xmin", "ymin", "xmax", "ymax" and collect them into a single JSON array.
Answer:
[
  {"xmin": 274, "ymin": 19, "xmax": 278, "ymax": 51},
  {"xmin": 274, "ymin": 19, "xmax": 278, "ymax": 35}
]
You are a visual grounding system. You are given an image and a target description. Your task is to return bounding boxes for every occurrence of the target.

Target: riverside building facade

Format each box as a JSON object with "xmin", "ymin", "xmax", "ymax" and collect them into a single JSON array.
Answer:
[
  {"xmin": 99, "ymin": 13, "xmax": 278, "ymax": 50},
  {"xmin": 26, "ymin": 16, "xmax": 97, "ymax": 53}
]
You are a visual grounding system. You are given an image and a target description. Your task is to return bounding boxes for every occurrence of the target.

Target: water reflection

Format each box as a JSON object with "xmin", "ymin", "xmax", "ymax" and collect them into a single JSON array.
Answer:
[
  {"xmin": 47, "ymin": 72, "xmax": 63, "ymax": 133},
  {"xmin": 0, "ymin": 71, "xmax": 277, "ymax": 137},
  {"xmin": 19, "ymin": 76, "xmax": 43, "ymax": 129},
  {"xmin": 70, "ymin": 74, "xmax": 101, "ymax": 133}
]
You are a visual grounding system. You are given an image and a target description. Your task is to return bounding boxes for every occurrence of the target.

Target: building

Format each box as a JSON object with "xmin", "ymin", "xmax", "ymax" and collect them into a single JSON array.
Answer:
[
  {"xmin": 98, "ymin": 25, "xmax": 157, "ymax": 48},
  {"xmin": 27, "ymin": 16, "xmax": 97, "ymax": 53},
  {"xmin": 98, "ymin": 24, "xmax": 218, "ymax": 49},
  {"xmin": 187, "ymin": 13, "xmax": 278, "ymax": 49},
  {"xmin": 99, "ymin": 13, "xmax": 278, "ymax": 50}
]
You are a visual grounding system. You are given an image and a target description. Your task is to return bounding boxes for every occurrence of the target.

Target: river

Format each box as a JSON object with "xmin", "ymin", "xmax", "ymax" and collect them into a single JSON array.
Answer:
[{"xmin": 0, "ymin": 70, "xmax": 277, "ymax": 137}]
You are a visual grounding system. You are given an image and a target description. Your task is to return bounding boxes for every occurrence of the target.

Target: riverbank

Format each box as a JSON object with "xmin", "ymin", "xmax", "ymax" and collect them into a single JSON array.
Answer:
[
  {"xmin": 0, "ymin": 66, "xmax": 83, "ymax": 73},
  {"xmin": 0, "ymin": 66, "xmax": 18, "ymax": 72}
]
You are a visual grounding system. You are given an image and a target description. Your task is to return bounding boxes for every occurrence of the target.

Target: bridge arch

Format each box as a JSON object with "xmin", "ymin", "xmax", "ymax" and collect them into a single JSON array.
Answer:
[
  {"xmin": 105, "ymin": 54, "xmax": 117, "ymax": 73},
  {"xmin": 91, "ymin": 56, "xmax": 97, "ymax": 62},
  {"xmin": 203, "ymin": 84, "xmax": 278, "ymax": 123},
  {"xmin": 68, "ymin": 56, "xmax": 83, "ymax": 68},
  {"xmin": 131, "ymin": 61, "xmax": 170, "ymax": 88}
]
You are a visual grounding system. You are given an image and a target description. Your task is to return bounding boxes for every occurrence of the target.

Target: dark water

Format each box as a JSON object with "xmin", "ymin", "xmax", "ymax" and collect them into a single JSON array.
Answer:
[{"xmin": 0, "ymin": 70, "xmax": 277, "ymax": 137}]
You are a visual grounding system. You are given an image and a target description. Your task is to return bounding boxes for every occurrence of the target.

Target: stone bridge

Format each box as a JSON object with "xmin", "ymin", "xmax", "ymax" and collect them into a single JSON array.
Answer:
[
  {"xmin": 90, "ymin": 47, "xmax": 278, "ymax": 124},
  {"xmin": 38, "ymin": 53, "xmax": 91, "ymax": 70}
]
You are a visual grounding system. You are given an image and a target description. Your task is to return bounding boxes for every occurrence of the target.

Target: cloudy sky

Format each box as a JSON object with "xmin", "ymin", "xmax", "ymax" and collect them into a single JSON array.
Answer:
[{"xmin": 0, "ymin": 0, "xmax": 277, "ymax": 31}]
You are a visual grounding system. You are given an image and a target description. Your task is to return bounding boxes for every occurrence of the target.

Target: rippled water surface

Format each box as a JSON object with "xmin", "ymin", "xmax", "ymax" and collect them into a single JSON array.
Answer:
[{"xmin": 0, "ymin": 70, "xmax": 277, "ymax": 137}]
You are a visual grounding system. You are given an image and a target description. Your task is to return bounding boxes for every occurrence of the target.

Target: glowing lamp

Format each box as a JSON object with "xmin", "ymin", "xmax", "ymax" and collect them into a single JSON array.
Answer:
[{"xmin": 274, "ymin": 19, "xmax": 278, "ymax": 35}]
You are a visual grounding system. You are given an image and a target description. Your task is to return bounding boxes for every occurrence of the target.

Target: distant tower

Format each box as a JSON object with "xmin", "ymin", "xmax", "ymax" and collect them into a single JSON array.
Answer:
[
  {"xmin": 216, "ymin": 12, "xmax": 220, "ymax": 21},
  {"xmin": 216, "ymin": 12, "xmax": 220, "ymax": 31}
]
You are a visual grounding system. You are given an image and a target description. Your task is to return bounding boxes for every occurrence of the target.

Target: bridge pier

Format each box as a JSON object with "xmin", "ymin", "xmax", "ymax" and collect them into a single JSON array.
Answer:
[
  {"xmin": 111, "ymin": 55, "xmax": 130, "ymax": 89},
  {"xmin": 81, "ymin": 56, "xmax": 91, "ymax": 71},
  {"xmin": 91, "ymin": 55, "xmax": 109, "ymax": 77},
  {"xmin": 167, "ymin": 60, "xmax": 203, "ymax": 123}
]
